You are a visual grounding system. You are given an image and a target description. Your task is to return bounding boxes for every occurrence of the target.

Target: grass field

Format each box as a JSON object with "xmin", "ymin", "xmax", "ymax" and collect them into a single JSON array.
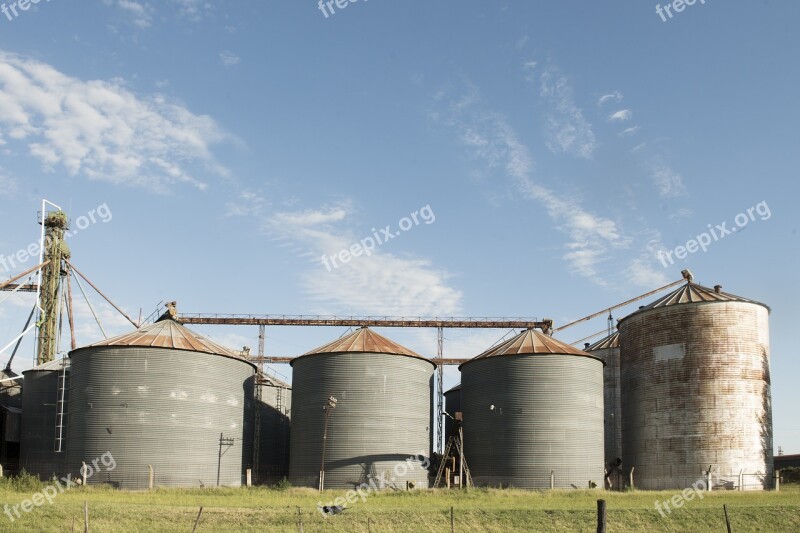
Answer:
[{"xmin": 0, "ymin": 480, "xmax": 798, "ymax": 532}]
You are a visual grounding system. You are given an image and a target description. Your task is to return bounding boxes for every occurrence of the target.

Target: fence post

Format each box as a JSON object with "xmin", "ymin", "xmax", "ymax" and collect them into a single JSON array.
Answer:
[
  {"xmin": 148, "ymin": 465, "xmax": 154, "ymax": 490},
  {"xmin": 81, "ymin": 462, "xmax": 87, "ymax": 486},
  {"xmin": 246, "ymin": 468, "xmax": 252, "ymax": 487},
  {"xmin": 707, "ymin": 470, "xmax": 713, "ymax": 492},
  {"xmin": 451, "ymin": 506, "xmax": 455, "ymax": 533},
  {"xmin": 83, "ymin": 501, "xmax": 89, "ymax": 533},
  {"xmin": 774, "ymin": 469, "xmax": 780, "ymax": 491},
  {"xmin": 0, "ymin": 464, "xmax": 3, "ymax": 478},
  {"xmin": 596, "ymin": 499, "xmax": 606, "ymax": 533},
  {"xmin": 629, "ymin": 467, "xmax": 634, "ymax": 490},
  {"xmin": 738, "ymin": 469, "xmax": 744, "ymax": 491},
  {"xmin": 550, "ymin": 470, "xmax": 555, "ymax": 490}
]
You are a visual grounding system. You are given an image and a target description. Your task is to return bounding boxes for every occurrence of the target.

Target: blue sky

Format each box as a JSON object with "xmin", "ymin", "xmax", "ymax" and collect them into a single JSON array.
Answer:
[{"xmin": 0, "ymin": 1, "xmax": 798, "ymax": 452}]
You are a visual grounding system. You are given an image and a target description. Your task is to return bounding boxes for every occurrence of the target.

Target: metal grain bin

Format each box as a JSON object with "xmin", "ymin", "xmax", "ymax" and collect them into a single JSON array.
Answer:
[
  {"xmin": 460, "ymin": 329, "xmax": 605, "ymax": 489},
  {"xmin": 586, "ymin": 332, "xmax": 622, "ymax": 467},
  {"xmin": 289, "ymin": 327, "xmax": 434, "ymax": 490},
  {"xmin": 443, "ymin": 383, "xmax": 461, "ymax": 445},
  {"xmin": 19, "ymin": 359, "xmax": 69, "ymax": 478},
  {"xmin": 67, "ymin": 317, "xmax": 255, "ymax": 489},
  {"xmin": 255, "ymin": 374, "xmax": 291, "ymax": 485},
  {"xmin": 619, "ymin": 282, "xmax": 773, "ymax": 490}
]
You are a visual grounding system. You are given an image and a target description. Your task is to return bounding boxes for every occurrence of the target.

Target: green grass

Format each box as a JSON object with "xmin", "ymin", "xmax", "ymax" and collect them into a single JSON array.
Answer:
[{"xmin": 0, "ymin": 482, "xmax": 797, "ymax": 532}]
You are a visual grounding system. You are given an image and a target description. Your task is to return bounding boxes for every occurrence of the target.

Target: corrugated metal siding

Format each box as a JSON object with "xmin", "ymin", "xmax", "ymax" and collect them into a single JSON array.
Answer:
[
  {"xmin": 67, "ymin": 346, "xmax": 254, "ymax": 489},
  {"xmin": 289, "ymin": 352, "xmax": 434, "ymax": 489},
  {"xmin": 256, "ymin": 383, "xmax": 291, "ymax": 484},
  {"xmin": 587, "ymin": 344, "xmax": 622, "ymax": 465},
  {"xmin": 444, "ymin": 386, "xmax": 461, "ymax": 445},
  {"xmin": 620, "ymin": 301, "xmax": 772, "ymax": 490},
  {"xmin": 461, "ymin": 355, "xmax": 604, "ymax": 489},
  {"xmin": 19, "ymin": 369, "xmax": 68, "ymax": 478}
]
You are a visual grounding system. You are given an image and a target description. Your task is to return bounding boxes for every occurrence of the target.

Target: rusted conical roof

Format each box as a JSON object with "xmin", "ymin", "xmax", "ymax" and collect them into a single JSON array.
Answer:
[
  {"xmin": 461, "ymin": 329, "xmax": 596, "ymax": 369},
  {"xmin": 634, "ymin": 282, "xmax": 769, "ymax": 313},
  {"xmin": 75, "ymin": 318, "xmax": 240, "ymax": 358},
  {"xmin": 296, "ymin": 327, "xmax": 430, "ymax": 364},
  {"xmin": 586, "ymin": 331, "xmax": 619, "ymax": 351}
]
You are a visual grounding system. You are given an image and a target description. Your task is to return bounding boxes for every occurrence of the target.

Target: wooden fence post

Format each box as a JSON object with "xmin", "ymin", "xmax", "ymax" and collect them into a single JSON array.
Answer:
[{"xmin": 596, "ymin": 499, "xmax": 606, "ymax": 533}]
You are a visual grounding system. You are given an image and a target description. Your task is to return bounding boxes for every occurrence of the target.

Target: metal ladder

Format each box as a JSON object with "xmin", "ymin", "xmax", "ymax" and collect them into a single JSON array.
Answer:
[
  {"xmin": 433, "ymin": 434, "xmax": 473, "ymax": 488},
  {"xmin": 54, "ymin": 356, "xmax": 68, "ymax": 452}
]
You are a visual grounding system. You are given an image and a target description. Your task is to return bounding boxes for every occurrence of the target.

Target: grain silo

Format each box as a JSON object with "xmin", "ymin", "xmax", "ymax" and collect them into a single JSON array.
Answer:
[
  {"xmin": 67, "ymin": 315, "xmax": 255, "ymax": 489},
  {"xmin": 443, "ymin": 383, "xmax": 461, "ymax": 445},
  {"xmin": 619, "ymin": 281, "xmax": 772, "ymax": 490},
  {"xmin": 0, "ymin": 369, "xmax": 23, "ymax": 410},
  {"xmin": 255, "ymin": 374, "xmax": 291, "ymax": 485},
  {"xmin": 19, "ymin": 359, "xmax": 69, "ymax": 478},
  {"xmin": 289, "ymin": 327, "xmax": 434, "ymax": 490},
  {"xmin": 460, "ymin": 328, "xmax": 605, "ymax": 489},
  {"xmin": 586, "ymin": 332, "xmax": 621, "ymax": 467}
]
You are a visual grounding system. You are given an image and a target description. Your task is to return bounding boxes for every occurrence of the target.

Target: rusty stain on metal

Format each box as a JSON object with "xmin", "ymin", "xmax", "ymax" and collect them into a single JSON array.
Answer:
[
  {"xmin": 179, "ymin": 314, "xmax": 550, "ymax": 330},
  {"xmin": 84, "ymin": 318, "xmax": 244, "ymax": 359}
]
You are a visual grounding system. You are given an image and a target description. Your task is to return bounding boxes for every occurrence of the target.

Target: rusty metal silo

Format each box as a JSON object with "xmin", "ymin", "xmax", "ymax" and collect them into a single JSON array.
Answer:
[
  {"xmin": 586, "ymin": 332, "xmax": 621, "ymax": 466},
  {"xmin": 460, "ymin": 329, "xmax": 605, "ymax": 489},
  {"xmin": 619, "ymin": 282, "xmax": 772, "ymax": 490},
  {"xmin": 289, "ymin": 327, "xmax": 434, "ymax": 489},
  {"xmin": 255, "ymin": 373, "xmax": 291, "ymax": 485},
  {"xmin": 67, "ymin": 316, "xmax": 255, "ymax": 489}
]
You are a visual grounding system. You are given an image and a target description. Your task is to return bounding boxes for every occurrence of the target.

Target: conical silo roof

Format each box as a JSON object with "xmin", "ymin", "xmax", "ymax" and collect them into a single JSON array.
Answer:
[
  {"xmin": 73, "ymin": 317, "xmax": 241, "ymax": 358},
  {"xmin": 461, "ymin": 328, "xmax": 599, "ymax": 369},
  {"xmin": 293, "ymin": 327, "xmax": 432, "ymax": 365},
  {"xmin": 619, "ymin": 282, "xmax": 770, "ymax": 327},
  {"xmin": 586, "ymin": 331, "xmax": 619, "ymax": 351}
]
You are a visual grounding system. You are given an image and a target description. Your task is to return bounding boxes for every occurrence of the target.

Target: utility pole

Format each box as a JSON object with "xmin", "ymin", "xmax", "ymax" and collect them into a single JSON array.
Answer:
[
  {"xmin": 36, "ymin": 209, "xmax": 70, "ymax": 366},
  {"xmin": 319, "ymin": 395, "xmax": 337, "ymax": 491}
]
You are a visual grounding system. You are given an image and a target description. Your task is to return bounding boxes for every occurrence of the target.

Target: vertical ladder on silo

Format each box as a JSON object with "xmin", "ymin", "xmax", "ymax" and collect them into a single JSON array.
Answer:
[{"xmin": 54, "ymin": 357, "xmax": 68, "ymax": 452}]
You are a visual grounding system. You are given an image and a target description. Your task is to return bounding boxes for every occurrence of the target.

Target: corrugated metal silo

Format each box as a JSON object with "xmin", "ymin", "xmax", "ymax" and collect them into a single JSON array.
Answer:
[
  {"xmin": 460, "ymin": 329, "xmax": 605, "ymax": 489},
  {"xmin": 67, "ymin": 317, "xmax": 255, "ymax": 489},
  {"xmin": 256, "ymin": 374, "xmax": 291, "ymax": 485},
  {"xmin": 619, "ymin": 282, "xmax": 773, "ymax": 490},
  {"xmin": 289, "ymin": 327, "xmax": 434, "ymax": 489},
  {"xmin": 443, "ymin": 383, "xmax": 461, "ymax": 445},
  {"xmin": 19, "ymin": 359, "xmax": 69, "ymax": 478},
  {"xmin": 586, "ymin": 332, "xmax": 621, "ymax": 466}
]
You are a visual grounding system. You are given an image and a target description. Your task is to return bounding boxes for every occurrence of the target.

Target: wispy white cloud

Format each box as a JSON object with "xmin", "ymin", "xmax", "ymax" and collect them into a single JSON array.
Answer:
[
  {"xmin": 608, "ymin": 109, "xmax": 632, "ymax": 122},
  {"xmin": 437, "ymin": 86, "xmax": 626, "ymax": 282},
  {"xmin": 0, "ymin": 167, "xmax": 17, "ymax": 196},
  {"xmin": 219, "ymin": 51, "xmax": 240, "ymax": 67},
  {"xmin": 263, "ymin": 204, "xmax": 462, "ymax": 316},
  {"xmin": 114, "ymin": 0, "xmax": 154, "ymax": 28},
  {"xmin": 598, "ymin": 91, "xmax": 623, "ymax": 106},
  {"xmin": 0, "ymin": 52, "xmax": 229, "ymax": 193},
  {"xmin": 619, "ymin": 126, "xmax": 640, "ymax": 137},
  {"xmin": 539, "ymin": 68, "xmax": 597, "ymax": 159},
  {"xmin": 225, "ymin": 190, "xmax": 268, "ymax": 217},
  {"xmin": 649, "ymin": 160, "xmax": 687, "ymax": 198}
]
